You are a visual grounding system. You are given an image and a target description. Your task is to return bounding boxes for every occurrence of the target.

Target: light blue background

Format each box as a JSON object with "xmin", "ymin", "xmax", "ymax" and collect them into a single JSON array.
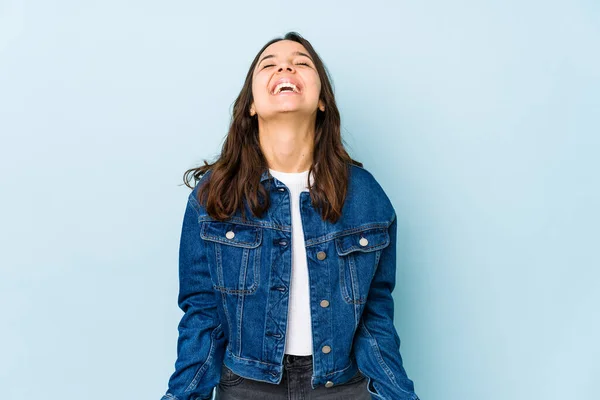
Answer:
[{"xmin": 1, "ymin": 1, "xmax": 598, "ymax": 399}]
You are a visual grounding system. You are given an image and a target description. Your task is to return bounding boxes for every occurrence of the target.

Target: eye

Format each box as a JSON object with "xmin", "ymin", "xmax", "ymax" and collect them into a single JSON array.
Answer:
[
  {"xmin": 296, "ymin": 62, "xmax": 311, "ymax": 67},
  {"xmin": 262, "ymin": 64, "xmax": 274, "ymax": 69}
]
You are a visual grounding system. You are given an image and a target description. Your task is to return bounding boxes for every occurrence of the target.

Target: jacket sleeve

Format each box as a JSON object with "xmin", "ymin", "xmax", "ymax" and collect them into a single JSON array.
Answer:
[
  {"xmin": 352, "ymin": 213, "xmax": 420, "ymax": 400},
  {"xmin": 161, "ymin": 187, "xmax": 227, "ymax": 400}
]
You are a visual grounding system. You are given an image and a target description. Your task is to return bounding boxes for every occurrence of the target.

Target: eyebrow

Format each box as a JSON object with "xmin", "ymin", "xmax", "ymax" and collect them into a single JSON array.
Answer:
[{"xmin": 258, "ymin": 51, "xmax": 314, "ymax": 66}]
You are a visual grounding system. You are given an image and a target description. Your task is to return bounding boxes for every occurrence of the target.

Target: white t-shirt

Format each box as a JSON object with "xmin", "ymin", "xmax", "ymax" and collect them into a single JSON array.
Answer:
[{"xmin": 268, "ymin": 168, "xmax": 314, "ymax": 355}]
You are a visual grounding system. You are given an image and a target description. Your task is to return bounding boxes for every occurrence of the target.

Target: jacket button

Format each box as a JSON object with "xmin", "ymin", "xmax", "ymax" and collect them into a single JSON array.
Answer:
[
  {"xmin": 320, "ymin": 300, "xmax": 329, "ymax": 308},
  {"xmin": 321, "ymin": 345, "xmax": 331, "ymax": 354},
  {"xmin": 225, "ymin": 231, "xmax": 235, "ymax": 239},
  {"xmin": 316, "ymin": 251, "xmax": 327, "ymax": 260},
  {"xmin": 325, "ymin": 381, "xmax": 334, "ymax": 388},
  {"xmin": 359, "ymin": 237, "xmax": 368, "ymax": 246}
]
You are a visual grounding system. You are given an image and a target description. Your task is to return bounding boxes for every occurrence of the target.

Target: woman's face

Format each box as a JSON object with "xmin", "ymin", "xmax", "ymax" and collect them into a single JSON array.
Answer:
[{"xmin": 250, "ymin": 40, "xmax": 323, "ymax": 119}]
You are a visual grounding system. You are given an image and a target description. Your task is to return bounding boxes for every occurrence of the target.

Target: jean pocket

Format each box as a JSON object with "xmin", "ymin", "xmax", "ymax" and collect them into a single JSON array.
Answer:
[
  {"xmin": 200, "ymin": 221, "xmax": 262, "ymax": 295},
  {"xmin": 335, "ymin": 227, "xmax": 390, "ymax": 304},
  {"xmin": 219, "ymin": 363, "xmax": 245, "ymax": 387},
  {"xmin": 339, "ymin": 369, "xmax": 367, "ymax": 386}
]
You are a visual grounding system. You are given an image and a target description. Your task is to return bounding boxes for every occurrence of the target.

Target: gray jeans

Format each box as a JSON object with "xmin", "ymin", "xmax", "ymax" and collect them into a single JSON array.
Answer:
[{"xmin": 215, "ymin": 354, "xmax": 371, "ymax": 400}]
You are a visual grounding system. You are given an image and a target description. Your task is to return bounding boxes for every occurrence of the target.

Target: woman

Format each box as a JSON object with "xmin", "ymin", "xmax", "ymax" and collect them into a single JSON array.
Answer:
[{"xmin": 160, "ymin": 32, "xmax": 420, "ymax": 400}]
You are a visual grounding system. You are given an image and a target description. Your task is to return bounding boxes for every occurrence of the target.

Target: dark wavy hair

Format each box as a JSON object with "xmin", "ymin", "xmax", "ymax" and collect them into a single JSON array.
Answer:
[{"xmin": 183, "ymin": 31, "xmax": 362, "ymax": 223}]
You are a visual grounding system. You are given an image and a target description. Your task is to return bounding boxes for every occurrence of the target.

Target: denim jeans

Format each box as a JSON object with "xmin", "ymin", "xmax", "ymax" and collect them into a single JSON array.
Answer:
[{"xmin": 215, "ymin": 354, "xmax": 371, "ymax": 400}]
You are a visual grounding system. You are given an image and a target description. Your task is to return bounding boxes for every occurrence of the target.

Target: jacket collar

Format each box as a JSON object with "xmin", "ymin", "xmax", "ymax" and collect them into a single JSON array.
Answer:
[{"xmin": 260, "ymin": 169, "xmax": 272, "ymax": 183}]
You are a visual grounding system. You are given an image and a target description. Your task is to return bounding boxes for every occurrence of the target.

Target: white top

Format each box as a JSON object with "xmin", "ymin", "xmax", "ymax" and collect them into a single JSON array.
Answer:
[{"xmin": 269, "ymin": 168, "xmax": 314, "ymax": 355}]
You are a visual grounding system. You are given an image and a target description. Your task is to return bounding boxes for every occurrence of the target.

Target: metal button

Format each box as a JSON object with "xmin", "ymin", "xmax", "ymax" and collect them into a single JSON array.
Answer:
[
  {"xmin": 322, "ymin": 345, "xmax": 331, "ymax": 354},
  {"xmin": 225, "ymin": 231, "xmax": 235, "ymax": 239},
  {"xmin": 325, "ymin": 380, "xmax": 334, "ymax": 388},
  {"xmin": 359, "ymin": 237, "xmax": 368, "ymax": 246},
  {"xmin": 316, "ymin": 251, "xmax": 327, "ymax": 260},
  {"xmin": 278, "ymin": 187, "xmax": 285, "ymax": 192},
  {"xmin": 320, "ymin": 300, "xmax": 329, "ymax": 308}
]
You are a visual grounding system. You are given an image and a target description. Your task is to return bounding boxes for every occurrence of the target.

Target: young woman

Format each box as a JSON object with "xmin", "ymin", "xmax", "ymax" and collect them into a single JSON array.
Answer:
[{"xmin": 160, "ymin": 32, "xmax": 420, "ymax": 400}]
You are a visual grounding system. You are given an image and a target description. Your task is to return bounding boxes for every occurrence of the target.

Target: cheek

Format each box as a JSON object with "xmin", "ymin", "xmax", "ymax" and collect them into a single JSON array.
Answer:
[
  {"xmin": 308, "ymin": 80, "xmax": 322, "ymax": 99},
  {"xmin": 252, "ymin": 76, "xmax": 270, "ymax": 97},
  {"xmin": 306, "ymin": 75, "xmax": 321, "ymax": 95}
]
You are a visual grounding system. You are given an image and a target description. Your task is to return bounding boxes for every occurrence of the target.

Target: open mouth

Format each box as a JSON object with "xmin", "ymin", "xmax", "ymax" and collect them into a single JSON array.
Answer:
[
  {"xmin": 273, "ymin": 83, "xmax": 299, "ymax": 95},
  {"xmin": 270, "ymin": 78, "xmax": 302, "ymax": 95}
]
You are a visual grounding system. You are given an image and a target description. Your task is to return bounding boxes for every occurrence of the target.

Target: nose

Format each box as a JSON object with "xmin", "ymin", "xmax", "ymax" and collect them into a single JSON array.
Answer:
[{"xmin": 277, "ymin": 63, "xmax": 295, "ymax": 72}]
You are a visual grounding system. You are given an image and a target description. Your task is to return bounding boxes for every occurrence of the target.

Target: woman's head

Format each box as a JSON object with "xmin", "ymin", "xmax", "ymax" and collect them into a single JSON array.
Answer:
[
  {"xmin": 249, "ymin": 37, "xmax": 326, "ymax": 121},
  {"xmin": 233, "ymin": 32, "xmax": 337, "ymax": 151},
  {"xmin": 185, "ymin": 32, "xmax": 362, "ymax": 223}
]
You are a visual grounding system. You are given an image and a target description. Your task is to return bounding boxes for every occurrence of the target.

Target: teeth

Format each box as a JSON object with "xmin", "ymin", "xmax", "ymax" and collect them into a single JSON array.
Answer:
[{"xmin": 274, "ymin": 82, "xmax": 299, "ymax": 94}]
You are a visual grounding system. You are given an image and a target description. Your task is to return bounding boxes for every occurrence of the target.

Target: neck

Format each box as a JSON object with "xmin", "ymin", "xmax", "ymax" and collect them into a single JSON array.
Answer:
[{"xmin": 258, "ymin": 115, "xmax": 314, "ymax": 173}]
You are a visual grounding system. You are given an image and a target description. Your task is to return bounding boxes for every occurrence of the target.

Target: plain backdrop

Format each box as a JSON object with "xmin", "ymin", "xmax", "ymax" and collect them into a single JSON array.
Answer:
[{"xmin": 1, "ymin": 1, "xmax": 598, "ymax": 399}]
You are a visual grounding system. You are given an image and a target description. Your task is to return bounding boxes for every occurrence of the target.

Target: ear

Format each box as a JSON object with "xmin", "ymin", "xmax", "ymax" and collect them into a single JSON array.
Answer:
[{"xmin": 318, "ymin": 100, "xmax": 325, "ymax": 112}]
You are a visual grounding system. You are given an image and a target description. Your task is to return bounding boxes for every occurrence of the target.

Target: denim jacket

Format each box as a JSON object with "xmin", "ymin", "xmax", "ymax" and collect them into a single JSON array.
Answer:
[{"xmin": 160, "ymin": 164, "xmax": 419, "ymax": 400}]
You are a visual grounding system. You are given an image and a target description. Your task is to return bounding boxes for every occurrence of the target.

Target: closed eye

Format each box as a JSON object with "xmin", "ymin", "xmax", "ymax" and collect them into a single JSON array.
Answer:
[{"xmin": 261, "ymin": 62, "xmax": 311, "ymax": 69}]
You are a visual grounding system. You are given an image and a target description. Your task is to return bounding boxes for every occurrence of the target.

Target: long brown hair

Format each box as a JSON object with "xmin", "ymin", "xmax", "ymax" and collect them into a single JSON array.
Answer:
[{"xmin": 183, "ymin": 31, "xmax": 362, "ymax": 223}]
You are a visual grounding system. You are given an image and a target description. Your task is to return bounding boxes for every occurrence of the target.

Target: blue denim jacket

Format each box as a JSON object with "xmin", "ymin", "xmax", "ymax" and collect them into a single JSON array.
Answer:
[{"xmin": 161, "ymin": 164, "xmax": 419, "ymax": 400}]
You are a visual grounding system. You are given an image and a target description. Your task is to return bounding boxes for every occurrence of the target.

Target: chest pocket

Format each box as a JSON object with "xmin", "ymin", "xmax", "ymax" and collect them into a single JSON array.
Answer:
[
  {"xmin": 335, "ymin": 227, "xmax": 390, "ymax": 304},
  {"xmin": 200, "ymin": 221, "xmax": 262, "ymax": 295}
]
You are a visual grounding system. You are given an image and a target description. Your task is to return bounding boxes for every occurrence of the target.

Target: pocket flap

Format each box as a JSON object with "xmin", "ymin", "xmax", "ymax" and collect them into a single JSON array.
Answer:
[
  {"xmin": 335, "ymin": 227, "xmax": 390, "ymax": 256},
  {"xmin": 200, "ymin": 221, "xmax": 262, "ymax": 248}
]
